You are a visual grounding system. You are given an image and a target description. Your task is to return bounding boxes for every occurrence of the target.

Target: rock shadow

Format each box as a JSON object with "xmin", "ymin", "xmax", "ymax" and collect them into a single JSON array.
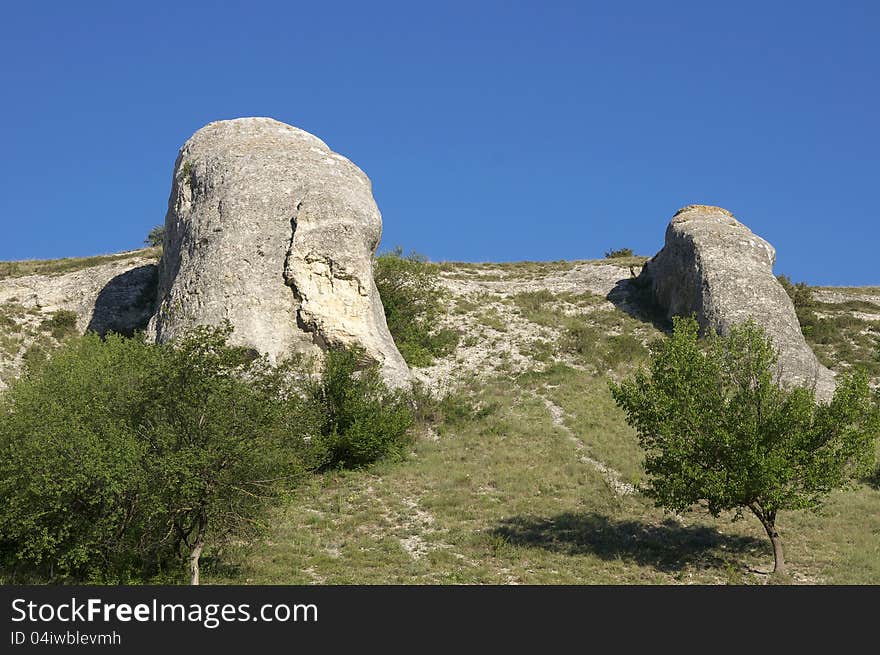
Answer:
[
  {"xmin": 606, "ymin": 274, "xmax": 672, "ymax": 334},
  {"xmin": 87, "ymin": 264, "xmax": 158, "ymax": 337},
  {"xmin": 491, "ymin": 512, "xmax": 765, "ymax": 573}
]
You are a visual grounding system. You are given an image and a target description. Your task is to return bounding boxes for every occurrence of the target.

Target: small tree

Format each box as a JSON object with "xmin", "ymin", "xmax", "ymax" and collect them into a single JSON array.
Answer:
[
  {"xmin": 144, "ymin": 225, "xmax": 165, "ymax": 248},
  {"xmin": 610, "ymin": 316, "xmax": 877, "ymax": 575},
  {"xmin": 0, "ymin": 334, "xmax": 157, "ymax": 582},
  {"xmin": 137, "ymin": 324, "xmax": 313, "ymax": 584}
]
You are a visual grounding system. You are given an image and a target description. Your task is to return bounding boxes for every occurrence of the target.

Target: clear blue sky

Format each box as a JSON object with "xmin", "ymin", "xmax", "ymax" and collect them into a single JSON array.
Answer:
[{"xmin": 1, "ymin": 1, "xmax": 877, "ymax": 285}]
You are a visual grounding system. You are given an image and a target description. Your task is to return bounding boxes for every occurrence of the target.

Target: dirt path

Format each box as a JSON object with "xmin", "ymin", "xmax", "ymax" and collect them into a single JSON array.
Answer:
[{"xmin": 536, "ymin": 393, "xmax": 636, "ymax": 497}]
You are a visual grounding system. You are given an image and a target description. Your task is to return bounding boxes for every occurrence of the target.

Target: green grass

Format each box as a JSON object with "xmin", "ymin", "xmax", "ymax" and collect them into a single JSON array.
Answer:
[
  {"xmin": 801, "ymin": 310, "xmax": 880, "ymax": 378},
  {"xmin": 477, "ymin": 308, "xmax": 508, "ymax": 332},
  {"xmin": 1, "ymin": 252, "xmax": 876, "ymax": 585},
  {"xmin": 0, "ymin": 247, "xmax": 160, "ymax": 280},
  {"xmin": 433, "ymin": 257, "xmax": 651, "ymax": 281},
  {"xmin": 509, "ymin": 290, "xmax": 653, "ymax": 371},
  {"xmin": 207, "ymin": 368, "xmax": 880, "ymax": 585},
  {"xmin": 778, "ymin": 279, "xmax": 880, "ymax": 380}
]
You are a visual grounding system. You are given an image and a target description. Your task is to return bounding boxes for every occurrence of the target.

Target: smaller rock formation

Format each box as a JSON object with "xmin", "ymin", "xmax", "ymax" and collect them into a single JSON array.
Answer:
[
  {"xmin": 638, "ymin": 205, "xmax": 836, "ymax": 401},
  {"xmin": 0, "ymin": 253, "xmax": 158, "ymax": 389}
]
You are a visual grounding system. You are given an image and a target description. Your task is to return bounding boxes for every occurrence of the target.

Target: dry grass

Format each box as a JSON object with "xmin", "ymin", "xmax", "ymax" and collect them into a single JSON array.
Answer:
[{"xmin": 0, "ymin": 247, "xmax": 160, "ymax": 280}]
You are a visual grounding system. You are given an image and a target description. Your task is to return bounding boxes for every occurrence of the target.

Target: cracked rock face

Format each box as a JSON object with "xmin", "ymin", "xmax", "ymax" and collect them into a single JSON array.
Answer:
[
  {"xmin": 640, "ymin": 204, "xmax": 836, "ymax": 401},
  {"xmin": 147, "ymin": 117, "xmax": 410, "ymax": 387}
]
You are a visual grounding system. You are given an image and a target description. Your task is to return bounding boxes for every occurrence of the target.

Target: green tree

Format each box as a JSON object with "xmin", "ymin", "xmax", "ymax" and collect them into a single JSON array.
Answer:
[
  {"xmin": 144, "ymin": 225, "xmax": 165, "ymax": 248},
  {"xmin": 374, "ymin": 248, "xmax": 459, "ymax": 367},
  {"xmin": 0, "ymin": 334, "xmax": 156, "ymax": 581},
  {"xmin": 0, "ymin": 326, "xmax": 315, "ymax": 584},
  {"xmin": 777, "ymin": 274, "xmax": 820, "ymax": 337},
  {"xmin": 610, "ymin": 316, "xmax": 877, "ymax": 575},
  {"xmin": 136, "ymin": 324, "xmax": 314, "ymax": 584}
]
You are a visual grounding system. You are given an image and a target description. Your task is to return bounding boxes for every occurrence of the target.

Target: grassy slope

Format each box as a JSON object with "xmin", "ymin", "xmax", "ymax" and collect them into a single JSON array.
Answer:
[
  {"xmin": 0, "ymin": 253, "xmax": 876, "ymax": 584},
  {"xmin": 0, "ymin": 247, "xmax": 160, "ymax": 280},
  {"xmin": 215, "ymin": 370, "xmax": 880, "ymax": 584},
  {"xmin": 209, "ymin": 260, "xmax": 880, "ymax": 585}
]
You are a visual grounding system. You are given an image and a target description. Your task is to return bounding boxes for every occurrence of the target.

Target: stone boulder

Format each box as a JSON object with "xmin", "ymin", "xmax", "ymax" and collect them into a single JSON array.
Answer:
[
  {"xmin": 638, "ymin": 204, "xmax": 835, "ymax": 401},
  {"xmin": 147, "ymin": 117, "xmax": 410, "ymax": 387}
]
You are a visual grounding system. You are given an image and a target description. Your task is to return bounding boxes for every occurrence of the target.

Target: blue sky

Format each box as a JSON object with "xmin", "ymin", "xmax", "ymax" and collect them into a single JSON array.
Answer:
[{"xmin": 0, "ymin": 1, "xmax": 877, "ymax": 285}]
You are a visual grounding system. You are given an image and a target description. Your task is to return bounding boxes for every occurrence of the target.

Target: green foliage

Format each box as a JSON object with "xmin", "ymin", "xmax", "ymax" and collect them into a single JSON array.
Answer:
[
  {"xmin": 374, "ymin": 248, "xmax": 459, "ymax": 367},
  {"xmin": 0, "ymin": 334, "xmax": 155, "ymax": 581},
  {"xmin": 777, "ymin": 274, "xmax": 814, "ymax": 312},
  {"xmin": 0, "ymin": 325, "xmax": 414, "ymax": 583},
  {"xmin": 40, "ymin": 309, "xmax": 78, "ymax": 339},
  {"xmin": 134, "ymin": 325, "xmax": 313, "ymax": 582},
  {"xmin": 604, "ymin": 247, "xmax": 634, "ymax": 259},
  {"xmin": 610, "ymin": 316, "xmax": 878, "ymax": 572},
  {"xmin": 778, "ymin": 275, "xmax": 880, "ymax": 377},
  {"xmin": 777, "ymin": 275, "xmax": 825, "ymax": 340},
  {"xmin": 510, "ymin": 290, "xmax": 649, "ymax": 371},
  {"xmin": 21, "ymin": 340, "xmax": 50, "ymax": 370},
  {"xmin": 144, "ymin": 225, "xmax": 165, "ymax": 248},
  {"xmin": 307, "ymin": 347, "xmax": 414, "ymax": 469}
]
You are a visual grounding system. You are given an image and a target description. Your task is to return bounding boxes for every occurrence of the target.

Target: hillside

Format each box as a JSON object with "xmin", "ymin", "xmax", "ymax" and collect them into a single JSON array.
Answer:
[{"xmin": 1, "ymin": 252, "xmax": 878, "ymax": 584}]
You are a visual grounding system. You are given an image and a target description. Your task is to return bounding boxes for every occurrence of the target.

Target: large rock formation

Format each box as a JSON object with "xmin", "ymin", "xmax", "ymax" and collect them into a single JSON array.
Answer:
[
  {"xmin": 638, "ymin": 204, "xmax": 836, "ymax": 401},
  {"xmin": 147, "ymin": 117, "xmax": 410, "ymax": 387}
]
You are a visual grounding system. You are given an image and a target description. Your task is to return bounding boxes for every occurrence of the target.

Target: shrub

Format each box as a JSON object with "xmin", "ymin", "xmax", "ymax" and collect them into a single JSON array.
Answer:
[
  {"xmin": 604, "ymin": 247, "xmax": 634, "ymax": 259},
  {"xmin": 134, "ymin": 325, "xmax": 314, "ymax": 584},
  {"xmin": 0, "ymin": 334, "xmax": 154, "ymax": 581},
  {"xmin": 777, "ymin": 274, "xmax": 820, "ymax": 334},
  {"xmin": 0, "ymin": 323, "xmax": 420, "ymax": 583},
  {"xmin": 374, "ymin": 248, "xmax": 459, "ymax": 367},
  {"xmin": 40, "ymin": 309, "xmax": 78, "ymax": 339},
  {"xmin": 307, "ymin": 347, "xmax": 414, "ymax": 469},
  {"xmin": 144, "ymin": 225, "xmax": 165, "ymax": 248}
]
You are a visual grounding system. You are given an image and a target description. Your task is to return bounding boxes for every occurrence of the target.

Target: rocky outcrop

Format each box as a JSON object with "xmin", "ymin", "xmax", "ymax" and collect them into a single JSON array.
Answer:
[
  {"xmin": 638, "ymin": 205, "xmax": 836, "ymax": 401},
  {"xmin": 147, "ymin": 117, "xmax": 410, "ymax": 387},
  {"xmin": 0, "ymin": 253, "xmax": 158, "ymax": 388},
  {"xmin": 0, "ymin": 254, "xmax": 157, "ymax": 336}
]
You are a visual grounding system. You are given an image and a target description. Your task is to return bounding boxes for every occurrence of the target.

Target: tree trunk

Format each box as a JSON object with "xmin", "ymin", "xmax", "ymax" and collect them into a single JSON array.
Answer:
[
  {"xmin": 767, "ymin": 527, "xmax": 785, "ymax": 575},
  {"xmin": 756, "ymin": 511, "xmax": 785, "ymax": 575},
  {"xmin": 189, "ymin": 540, "xmax": 203, "ymax": 586}
]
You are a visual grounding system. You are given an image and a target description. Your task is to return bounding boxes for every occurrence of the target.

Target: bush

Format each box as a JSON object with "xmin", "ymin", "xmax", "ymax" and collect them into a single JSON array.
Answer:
[
  {"xmin": 0, "ymin": 335, "xmax": 155, "ymax": 581},
  {"xmin": 307, "ymin": 347, "xmax": 414, "ymax": 469},
  {"xmin": 144, "ymin": 225, "xmax": 164, "ymax": 248},
  {"xmin": 604, "ymin": 247, "xmax": 634, "ymax": 259},
  {"xmin": 40, "ymin": 309, "xmax": 78, "ymax": 339},
  {"xmin": 777, "ymin": 274, "xmax": 820, "ymax": 333},
  {"xmin": 374, "ymin": 248, "xmax": 459, "ymax": 367}
]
